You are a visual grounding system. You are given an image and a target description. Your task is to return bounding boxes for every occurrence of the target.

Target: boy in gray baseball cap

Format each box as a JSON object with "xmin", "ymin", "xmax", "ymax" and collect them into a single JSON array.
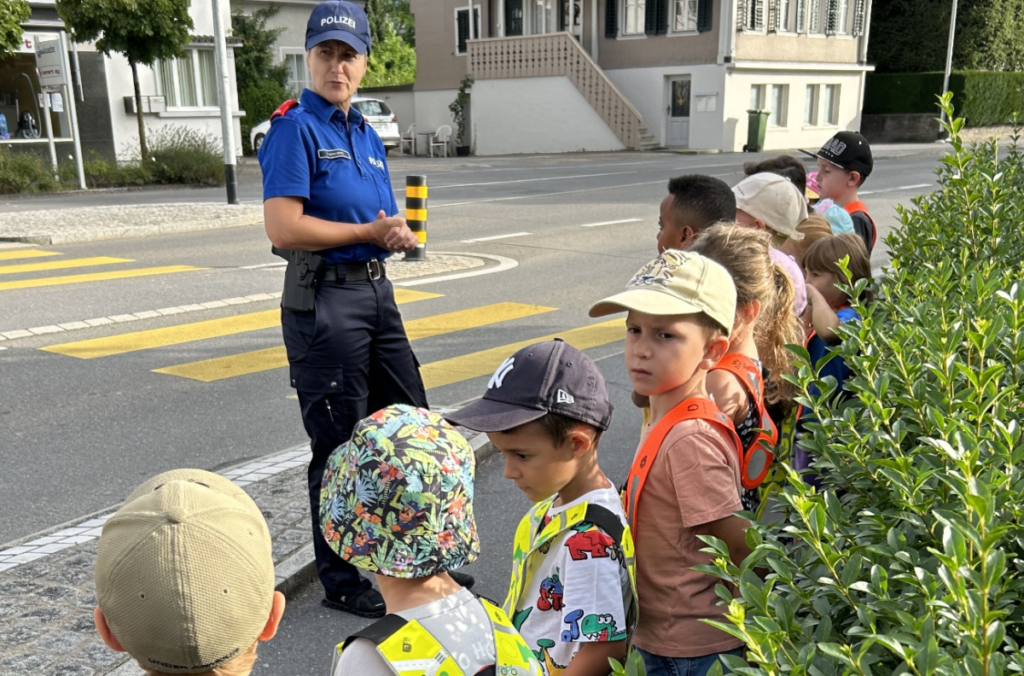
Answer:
[{"xmin": 447, "ymin": 339, "xmax": 636, "ymax": 675}]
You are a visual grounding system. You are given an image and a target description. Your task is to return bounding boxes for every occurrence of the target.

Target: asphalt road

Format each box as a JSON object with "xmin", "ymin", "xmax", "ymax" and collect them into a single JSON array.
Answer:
[{"xmin": 0, "ymin": 149, "xmax": 942, "ymax": 546}]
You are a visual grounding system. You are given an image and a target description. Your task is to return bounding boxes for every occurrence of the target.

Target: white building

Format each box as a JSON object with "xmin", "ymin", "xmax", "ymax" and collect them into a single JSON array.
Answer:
[
  {"xmin": 408, "ymin": 0, "xmax": 874, "ymax": 154},
  {"xmin": 2, "ymin": 0, "xmax": 244, "ymax": 159}
]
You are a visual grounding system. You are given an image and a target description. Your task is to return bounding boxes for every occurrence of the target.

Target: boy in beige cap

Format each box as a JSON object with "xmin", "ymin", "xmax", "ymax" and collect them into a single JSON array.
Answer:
[
  {"xmin": 590, "ymin": 250, "xmax": 753, "ymax": 676},
  {"xmin": 94, "ymin": 469, "xmax": 285, "ymax": 676}
]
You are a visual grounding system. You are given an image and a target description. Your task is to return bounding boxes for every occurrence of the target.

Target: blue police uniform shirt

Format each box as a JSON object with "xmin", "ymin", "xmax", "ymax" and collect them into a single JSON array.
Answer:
[{"xmin": 259, "ymin": 88, "xmax": 398, "ymax": 264}]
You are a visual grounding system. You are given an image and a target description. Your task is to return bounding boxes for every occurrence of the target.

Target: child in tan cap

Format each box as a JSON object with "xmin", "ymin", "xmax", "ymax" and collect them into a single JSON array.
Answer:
[{"xmin": 93, "ymin": 469, "xmax": 285, "ymax": 676}]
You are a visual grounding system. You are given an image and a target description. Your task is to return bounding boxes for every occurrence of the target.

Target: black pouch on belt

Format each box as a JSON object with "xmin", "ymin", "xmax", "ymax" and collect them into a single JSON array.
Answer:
[{"xmin": 272, "ymin": 246, "xmax": 325, "ymax": 312}]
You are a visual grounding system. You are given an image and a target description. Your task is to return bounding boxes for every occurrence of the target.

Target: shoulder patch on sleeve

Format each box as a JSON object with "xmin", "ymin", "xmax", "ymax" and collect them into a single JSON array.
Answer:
[{"xmin": 271, "ymin": 99, "xmax": 299, "ymax": 120}]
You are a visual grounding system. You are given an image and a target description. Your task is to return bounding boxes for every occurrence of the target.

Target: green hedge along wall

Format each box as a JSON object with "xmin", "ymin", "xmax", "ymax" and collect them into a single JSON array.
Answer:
[{"xmin": 864, "ymin": 71, "xmax": 1024, "ymax": 126}]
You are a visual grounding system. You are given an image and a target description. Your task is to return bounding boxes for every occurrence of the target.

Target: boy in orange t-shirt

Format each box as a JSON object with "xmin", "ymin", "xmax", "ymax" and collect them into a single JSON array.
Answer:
[
  {"xmin": 812, "ymin": 131, "xmax": 876, "ymax": 254},
  {"xmin": 590, "ymin": 250, "xmax": 753, "ymax": 676}
]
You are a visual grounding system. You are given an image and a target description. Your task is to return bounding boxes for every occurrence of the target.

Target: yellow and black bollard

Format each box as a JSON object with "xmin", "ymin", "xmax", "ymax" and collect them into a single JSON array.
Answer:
[{"xmin": 404, "ymin": 175, "xmax": 427, "ymax": 261}]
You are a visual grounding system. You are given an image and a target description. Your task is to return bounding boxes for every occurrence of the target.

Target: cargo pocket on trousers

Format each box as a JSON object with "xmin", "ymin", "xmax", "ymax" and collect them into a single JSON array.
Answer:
[{"xmin": 290, "ymin": 364, "xmax": 345, "ymax": 393}]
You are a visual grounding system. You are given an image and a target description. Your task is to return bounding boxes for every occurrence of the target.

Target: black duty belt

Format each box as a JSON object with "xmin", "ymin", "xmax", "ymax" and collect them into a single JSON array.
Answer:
[{"xmin": 322, "ymin": 260, "xmax": 386, "ymax": 282}]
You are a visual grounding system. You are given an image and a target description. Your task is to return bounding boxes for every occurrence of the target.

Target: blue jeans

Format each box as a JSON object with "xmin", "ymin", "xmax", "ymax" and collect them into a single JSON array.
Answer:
[{"xmin": 636, "ymin": 647, "xmax": 744, "ymax": 676}]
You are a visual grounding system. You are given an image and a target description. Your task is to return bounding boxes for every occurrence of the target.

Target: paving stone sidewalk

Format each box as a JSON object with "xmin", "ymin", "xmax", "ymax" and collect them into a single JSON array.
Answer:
[{"xmin": 0, "ymin": 431, "xmax": 493, "ymax": 676}]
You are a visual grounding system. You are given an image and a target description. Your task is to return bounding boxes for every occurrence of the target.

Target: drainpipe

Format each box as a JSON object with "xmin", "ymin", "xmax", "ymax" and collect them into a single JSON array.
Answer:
[{"xmin": 718, "ymin": 0, "xmax": 736, "ymax": 65}]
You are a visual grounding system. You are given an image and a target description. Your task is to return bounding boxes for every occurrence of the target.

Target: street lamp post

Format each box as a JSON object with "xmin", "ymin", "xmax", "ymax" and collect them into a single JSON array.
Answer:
[
  {"xmin": 939, "ymin": 0, "xmax": 959, "ymax": 133},
  {"xmin": 212, "ymin": 0, "xmax": 239, "ymax": 204}
]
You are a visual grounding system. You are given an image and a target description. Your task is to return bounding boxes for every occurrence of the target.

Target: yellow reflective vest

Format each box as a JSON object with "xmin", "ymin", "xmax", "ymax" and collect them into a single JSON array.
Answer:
[
  {"xmin": 503, "ymin": 498, "xmax": 639, "ymax": 645},
  {"xmin": 333, "ymin": 597, "xmax": 542, "ymax": 676}
]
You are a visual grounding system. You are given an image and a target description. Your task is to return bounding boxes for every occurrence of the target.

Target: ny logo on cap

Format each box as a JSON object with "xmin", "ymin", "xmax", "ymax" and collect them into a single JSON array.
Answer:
[
  {"xmin": 822, "ymin": 139, "xmax": 847, "ymax": 156},
  {"xmin": 488, "ymin": 358, "xmax": 515, "ymax": 389},
  {"xmin": 556, "ymin": 389, "xmax": 575, "ymax": 404}
]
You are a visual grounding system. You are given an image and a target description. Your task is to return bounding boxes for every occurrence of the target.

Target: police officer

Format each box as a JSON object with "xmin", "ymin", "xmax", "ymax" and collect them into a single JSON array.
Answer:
[{"xmin": 258, "ymin": 0, "xmax": 472, "ymax": 618}]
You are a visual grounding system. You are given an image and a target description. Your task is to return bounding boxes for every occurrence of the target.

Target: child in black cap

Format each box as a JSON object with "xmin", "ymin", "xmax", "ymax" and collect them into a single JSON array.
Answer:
[
  {"xmin": 812, "ymin": 131, "xmax": 876, "ymax": 254},
  {"xmin": 447, "ymin": 339, "xmax": 636, "ymax": 676}
]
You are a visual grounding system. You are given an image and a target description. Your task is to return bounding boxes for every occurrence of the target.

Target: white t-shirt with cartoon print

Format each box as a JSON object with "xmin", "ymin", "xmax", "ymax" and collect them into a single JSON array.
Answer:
[{"xmin": 511, "ymin": 485, "xmax": 632, "ymax": 676}]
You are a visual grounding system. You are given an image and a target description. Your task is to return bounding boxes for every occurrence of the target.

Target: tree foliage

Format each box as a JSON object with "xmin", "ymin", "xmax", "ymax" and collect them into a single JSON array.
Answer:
[
  {"xmin": 700, "ymin": 94, "xmax": 1024, "ymax": 676},
  {"xmin": 363, "ymin": 0, "xmax": 415, "ymax": 88},
  {"xmin": 869, "ymin": 0, "xmax": 1024, "ymax": 72},
  {"xmin": 231, "ymin": 7, "xmax": 289, "ymax": 153},
  {"xmin": 0, "ymin": 0, "xmax": 30, "ymax": 57}
]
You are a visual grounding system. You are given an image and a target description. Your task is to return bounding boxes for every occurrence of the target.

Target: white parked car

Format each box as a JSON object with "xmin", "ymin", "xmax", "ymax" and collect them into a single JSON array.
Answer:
[{"xmin": 250, "ymin": 96, "xmax": 400, "ymax": 154}]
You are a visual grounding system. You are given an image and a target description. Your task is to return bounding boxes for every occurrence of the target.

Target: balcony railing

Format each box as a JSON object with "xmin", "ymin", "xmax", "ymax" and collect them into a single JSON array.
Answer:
[{"xmin": 467, "ymin": 32, "xmax": 643, "ymax": 149}]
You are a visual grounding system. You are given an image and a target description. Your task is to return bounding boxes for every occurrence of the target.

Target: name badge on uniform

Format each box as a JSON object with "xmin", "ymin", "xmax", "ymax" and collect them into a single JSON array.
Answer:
[{"xmin": 318, "ymin": 149, "xmax": 351, "ymax": 160}]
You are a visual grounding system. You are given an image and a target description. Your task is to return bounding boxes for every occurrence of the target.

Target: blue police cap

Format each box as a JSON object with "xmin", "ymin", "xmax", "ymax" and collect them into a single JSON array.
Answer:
[{"xmin": 306, "ymin": 1, "xmax": 371, "ymax": 55}]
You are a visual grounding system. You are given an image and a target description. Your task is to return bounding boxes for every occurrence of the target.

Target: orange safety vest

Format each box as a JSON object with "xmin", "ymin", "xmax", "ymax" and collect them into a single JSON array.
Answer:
[
  {"xmin": 622, "ymin": 397, "xmax": 741, "ymax": 536},
  {"xmin": 710, "ymin": 354, "xmax": 778, "ymax": 490},
  {"xmin": 844, "ymin": 200, "xmax": 876, "ymax": 250}
]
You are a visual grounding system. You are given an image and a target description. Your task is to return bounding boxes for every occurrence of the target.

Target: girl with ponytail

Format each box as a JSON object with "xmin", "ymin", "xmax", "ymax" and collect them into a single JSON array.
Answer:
[{"xmin": 688, "ymin": 223, "xmax": 802, "ymax": 513}]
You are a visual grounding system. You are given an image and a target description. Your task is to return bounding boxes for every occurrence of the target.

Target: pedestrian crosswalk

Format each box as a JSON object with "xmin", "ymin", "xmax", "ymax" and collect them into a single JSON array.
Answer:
[
  {"xmin": 0, "ymin": 248, "xmax": 204, "ymax": 291},
  {"xmin": 39, "ymin": 288, "xmax": 628, "ymax": 394}
]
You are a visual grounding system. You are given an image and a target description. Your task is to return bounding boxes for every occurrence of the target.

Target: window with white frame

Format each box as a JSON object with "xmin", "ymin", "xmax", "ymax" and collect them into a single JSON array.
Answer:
[
  {"xmin": 808, "ymin": 0, "xmax": 823, "ymax": 33},
  {"xmin": 778, "ymin": 0, "xmax": 791, "ymax": 30},
  {"xmin": 824, "ymin": 84, "xmax": 840, "ymax": 125},
  {"xmin": 743, "ymin": 0, "xmax": 764, "ymax": 30},
  {"xmin": 622, "ymin": 0, "xmax": 646, "ymax": 35},
  {"xmin": 455, "ymin": 5, "xmax": 481, "ymax": 55},
  {"xmin": 769, "ymin": 85, "xmax": 788, "ymax": 127},
  {"xmin": 283, "ymin": 51, "xmax": 311, "ymax": 96},
  {"xmin": 796, "ymin": 0, "xmax": 807, "ymax": 31},
  {"xmin": 837, "ymin": 0, "xmax": 849, "ymax": 32},
  {"xmin": 805, "ymin": 84, "xmax": 820, "ymax": 125},
  {"xmin": 750, "ymin": 84, "xmax": 766, "ymax": 110},
  {"xmin": 157, "ymin": 49, "xmax": 218, "ymax": 109},
  {"xmin": 673, "ymin": 0, "xmax": 698, "ymax": 31}
]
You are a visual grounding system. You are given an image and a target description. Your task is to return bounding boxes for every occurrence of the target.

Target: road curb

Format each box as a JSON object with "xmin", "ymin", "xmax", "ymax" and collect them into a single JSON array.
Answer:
[{"xmin": 271, "ymin": 431, "xmax": 496, "ymax": 601}]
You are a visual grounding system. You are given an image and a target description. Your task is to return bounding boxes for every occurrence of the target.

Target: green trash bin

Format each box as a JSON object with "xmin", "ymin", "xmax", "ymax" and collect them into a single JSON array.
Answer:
[{"xmin": 744, "ymin": 109, "xmax": 769, "ymax": 152}]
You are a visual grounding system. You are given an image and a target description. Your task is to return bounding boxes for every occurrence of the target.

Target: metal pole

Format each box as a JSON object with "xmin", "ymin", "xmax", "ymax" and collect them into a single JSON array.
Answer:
[
  {"xmin": 60, "ymin": 32, "xmax": 86, "ymax": 190},
  {"xmin": 939, "ymin": 0, "xmax": 959, "ymax": 130},
  {"xmin": 211, "ymin": 0, "xmax": 239, "ymax": 204},
  {"xmin": 404, "ymin": 175, "xmax": 427, "ymax": 261}
]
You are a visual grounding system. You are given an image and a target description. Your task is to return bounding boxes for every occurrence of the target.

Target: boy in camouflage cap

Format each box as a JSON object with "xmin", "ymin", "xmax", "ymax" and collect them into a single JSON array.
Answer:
[{"xmin": 321, "ymin": 405, "xmax": 542, "ymax": 676}]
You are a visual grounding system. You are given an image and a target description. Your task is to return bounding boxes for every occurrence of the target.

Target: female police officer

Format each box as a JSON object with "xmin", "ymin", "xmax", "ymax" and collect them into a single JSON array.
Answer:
[{"xmin": 258, "ymin": 0, "xmax": 473, "ymax": 618}]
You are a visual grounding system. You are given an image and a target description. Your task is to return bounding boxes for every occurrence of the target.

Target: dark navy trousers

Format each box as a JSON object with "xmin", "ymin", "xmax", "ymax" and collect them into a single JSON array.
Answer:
[{"xmin": 282, "ymin": 275, "xmax": 428, "ymax": 597}]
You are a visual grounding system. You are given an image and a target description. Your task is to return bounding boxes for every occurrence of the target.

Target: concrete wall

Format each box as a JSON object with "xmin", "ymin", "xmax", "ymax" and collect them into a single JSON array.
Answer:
[
  {"xmin": 234, "ymin": 0, "xmax": 320, "ymax": 56},
  {"xmin": 722, "ymin": 68, "xmax": 865, "ymax": 152},
  {"xmin": 411, "ymin": 0, "xmax": 479, "ymax": 92},
  {"xmin": 414, "ymin": 88, "xmax": 459, "ymax": 149},
  {"xmin": 861, "ymin": 113, "xmax": 940, "ymax": 144},
  {"xmin": 596, "ymin": 0, "xmax": 720, "ymax": 70},
  {"xmin": 605, "ymin": 64, "xmax": 726, "ymax": 149},
  {"xmin": 358, "ymin": 88, "xmax": 416, "ymax": 134},
  {"xmin": 734, "ymin": 33, "xmax": 859, "ymax": 63},
  {"xmin": 471, "ymin": 76, "xmax": 624, "ymax": 155}
]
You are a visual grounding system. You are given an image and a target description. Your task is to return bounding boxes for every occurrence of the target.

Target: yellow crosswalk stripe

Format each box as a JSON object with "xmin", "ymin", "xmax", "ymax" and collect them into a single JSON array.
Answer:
[
  {"xmin": 0, "ymin": 250, "xmax": 61, "ymax": 261},
  {"xmin": 154, "ymin": 302, "xmax": 557, "ymax": 382},
  {"xmin": 0, "ymin": 256, "xmax": 132, "ymax": 276},
  {"xmin": 0, "ymin": 265, "xmax": 204, "ymax": 292},
  {"xmin": 42, "ymin": 287, "xmax": 441, "ymax": 359},
  {"xmin": 420, "ymin": 318, "xmax": 626, "ymax": 390}
]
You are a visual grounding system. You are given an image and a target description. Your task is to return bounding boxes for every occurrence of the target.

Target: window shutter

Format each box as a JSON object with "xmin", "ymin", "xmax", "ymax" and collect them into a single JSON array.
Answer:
[
  {"xmin": 456, "ymin": 10, "xmax": 469, "ymax": 53},
  {"xmin": 852, "ymin": 0, "xmax": 865, "ymax": 35},
  {"xmin": 656, "ymin": 0, "xmax": 669, "ymax": 33},
  {"xmin": 737, "ymin": 0, "xmax": 747, "ymax": 29},
  {"xmin": 605, "ymin": 0, "xmax": 618, "ymax": 36},
  {"xmin": 754, "ymin": 0, "xmax": 765, "ymax": 29},
  {"xmin": 645, "ymin": 0, "xmax": 658, "ymax": 33},
  {"xmin": 559, "ymin": 0, "xmax": 566, "ymax": 30},
  {"xmin": 808, "ymin": 0, "xmax": 820, "ymax": 32},
  {"xmin": 767, "ymin": 0, "xmax": 778, "ymax": 31},
  {"xmin": 825, "ymin": 0, "xmax": 838, "ymax": 34},
  {"xmin": 796, "ymin": 0, "xmax": 806, "ymax": 31},
  {"xmin": 697, "ymin": 0, "xmax": 713, "ymax": 31}
]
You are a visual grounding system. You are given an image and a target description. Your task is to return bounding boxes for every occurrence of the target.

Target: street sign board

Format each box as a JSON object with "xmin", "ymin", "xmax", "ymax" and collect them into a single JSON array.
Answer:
[{"xmin": 34, "ymin": 38, "xmax": 66, "ymax": 87}]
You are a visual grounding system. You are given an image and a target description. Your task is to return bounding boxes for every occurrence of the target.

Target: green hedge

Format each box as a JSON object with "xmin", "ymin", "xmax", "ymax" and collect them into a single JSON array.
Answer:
[
  {"xmin": 864, "ymin": 70, "xmax": 1024, "ymax": 126},
  {"xmin": 698, "ymin": 95, "xmax": 1024, "ymax": 676}
]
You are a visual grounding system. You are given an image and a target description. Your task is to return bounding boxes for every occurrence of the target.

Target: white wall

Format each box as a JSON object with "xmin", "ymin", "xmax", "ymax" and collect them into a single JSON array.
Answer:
[
  {"xmin": 413, "ymin": 88, "xmax": 458, "ymax": 153},
  {"xmin": 359, "ymin": 90, "xmax": 416, "ymax": 135},
  {"xmin": 471, "ymin": 77, "xmax": 624, "ymax": 155},
  {"xmin": 722, "ymin": 68, "xmax": 866, "ymax": 152},
  {"xmin": 605, "ymin": 64, "xmax": 727, "ymax": 151}
]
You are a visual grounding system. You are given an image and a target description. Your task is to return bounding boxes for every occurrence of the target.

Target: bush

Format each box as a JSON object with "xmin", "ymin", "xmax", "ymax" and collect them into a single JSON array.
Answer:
[
  {"xmin": 0, "ymin": 145, "xmax": 58, "ymax": 193},
  {"xmin": 147, "ymin": 125, "xmax": 223, "ymax": 187},
  {"xmin": 865, "ymin": 71, "xmax": 1024, "ymax": 126},
  {"xmin": 700, "ymin": 95, "xmax": 1024, "ymax": 676}
]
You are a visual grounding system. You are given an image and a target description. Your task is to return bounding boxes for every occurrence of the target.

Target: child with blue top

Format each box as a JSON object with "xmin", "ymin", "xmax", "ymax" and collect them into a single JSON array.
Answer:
[{"xmin": 796, "ymin": 233, "xmax": 872, "ymax": 479}]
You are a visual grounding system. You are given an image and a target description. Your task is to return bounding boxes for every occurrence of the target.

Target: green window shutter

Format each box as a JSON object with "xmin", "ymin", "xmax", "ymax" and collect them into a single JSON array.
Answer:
[
  {"xmin": 605, "ymin": 0, "xmax": 618, "ymax": 37},
  {"xmin": 697, "ymin": 0, "xmax": 713, "ymax": 31},
  {"xmin": 656, "ymin": 0, "xmax": 669, "ymax": 33}
]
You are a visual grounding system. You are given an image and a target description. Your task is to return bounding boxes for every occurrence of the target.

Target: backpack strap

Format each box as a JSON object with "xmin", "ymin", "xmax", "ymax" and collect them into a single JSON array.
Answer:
[
  {"xmin": 712, "ymin": 354, "xmax": 766, "ymax": 408},
  {"xmin": 844, "ymin": 200, "xmax": 877, "ymax": 250},
  {"xmin": 711, "ymin": 354, "xmax": 778, "ymax": 490},
  {"xmin": 270, "ymin": 99, "xmax": 299, "ymax": 121},
  {"xmin": 622, "ymin": 397, "xmax": 740, "ymax": 537},
  {"xmin": 341, "ymin": 614, "xmax": 409, "ymax": 650},
  {"xmin": 582, "ymin": 504, "xmax": 624, "ymax": 544}
]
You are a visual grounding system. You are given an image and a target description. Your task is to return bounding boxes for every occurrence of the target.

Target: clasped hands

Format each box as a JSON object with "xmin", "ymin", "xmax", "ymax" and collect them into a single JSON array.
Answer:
[{"xmin": 369, "ymin": 210, "xmax": 419, "ymax": 253}]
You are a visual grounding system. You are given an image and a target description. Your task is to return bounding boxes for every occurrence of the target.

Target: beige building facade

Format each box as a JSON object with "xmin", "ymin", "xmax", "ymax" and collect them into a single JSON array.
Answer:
[{"xmin": 410, "ymin": 0, "xmax": 873, "ymax": 154}]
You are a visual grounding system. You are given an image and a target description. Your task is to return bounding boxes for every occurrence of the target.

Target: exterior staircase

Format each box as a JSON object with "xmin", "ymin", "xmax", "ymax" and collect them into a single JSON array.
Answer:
[{"xmin": 468, "ymin": 32, "xmax": 648, "ymax": 150}]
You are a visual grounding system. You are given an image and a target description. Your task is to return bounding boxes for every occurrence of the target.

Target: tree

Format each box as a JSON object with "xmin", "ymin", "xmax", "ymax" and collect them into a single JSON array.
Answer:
[
  {"xmin": 868, "ymin": 0, "xmax": 1024, "ymax": 72},
  {"xmin": 56, "ymin": 0, "xmax": 193, "ymax": 160},
  {"xmin": 367, "ymin": 0, "xmax": 414, "ymax": 47},
  {"xmin": 364, "ymin": 0, "xmax": 416, "ymax": 87},
  {"xmin": 231, "ymin": 7, "xmax": 289, "ymax": 154},
  {"xmin": 0, "ymin": 0, "xmax": 30, "ymax": 57}
]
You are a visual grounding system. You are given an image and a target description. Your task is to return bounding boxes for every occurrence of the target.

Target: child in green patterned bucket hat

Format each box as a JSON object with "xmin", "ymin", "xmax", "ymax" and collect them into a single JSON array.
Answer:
[{"xmin": 321, "ymin": 404, "xmax": 543, "ymax": 676}]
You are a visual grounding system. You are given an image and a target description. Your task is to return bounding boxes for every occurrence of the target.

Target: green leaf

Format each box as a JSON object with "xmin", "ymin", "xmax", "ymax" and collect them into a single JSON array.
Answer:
[{"xmin": 913, "ymin": 635, "xmax": 939, "ymax": 676}]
